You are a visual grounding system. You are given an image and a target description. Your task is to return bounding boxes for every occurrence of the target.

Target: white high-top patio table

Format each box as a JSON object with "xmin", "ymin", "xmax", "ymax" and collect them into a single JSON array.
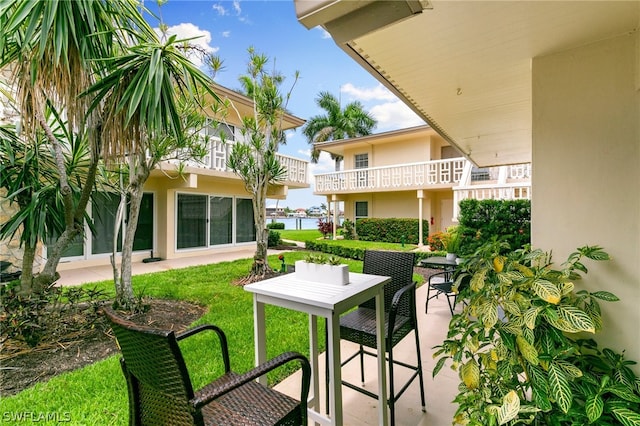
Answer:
[{"xmin": 244, "ymin": 272, "xmax": 391, "ymax": 426}]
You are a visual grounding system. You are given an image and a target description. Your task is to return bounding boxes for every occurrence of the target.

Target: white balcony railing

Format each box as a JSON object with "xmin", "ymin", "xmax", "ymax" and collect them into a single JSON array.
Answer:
[
  {"xmin": 170, "ymin": 140, "xmax": 308, "ymax": 185},
  {"xmin": 314, "ymin": 158, "xmax": 467, "ymax": 193}
]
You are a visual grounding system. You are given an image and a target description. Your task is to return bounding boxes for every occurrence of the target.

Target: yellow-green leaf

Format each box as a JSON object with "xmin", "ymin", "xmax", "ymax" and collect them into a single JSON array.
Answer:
[
  {"xmin": 497, "ymin": 390, "xmax": 520, "ymax": 425},
  {"xmin": 461, "ymin": 359, "xmax": 480, "ymax": 389},
  {"xmin": 558, "ymin": 305, "xmax": 596, "ymax": 333},
  {"xmin": 524, "ymin": 306, "xmax": 543, "ymax": 329},
  {"xmin": 516, "ymin": 335, "xmax": 539, "ymax": 365},
  {"xmin": 533, "ymin": 279, "xmax": 562, "ymax": 304}
]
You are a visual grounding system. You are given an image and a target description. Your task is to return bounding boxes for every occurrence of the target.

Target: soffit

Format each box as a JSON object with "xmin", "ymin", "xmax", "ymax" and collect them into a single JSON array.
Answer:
[{"xmin": 305, "ymin": 1, "xmax": 639, "ymax": 167}]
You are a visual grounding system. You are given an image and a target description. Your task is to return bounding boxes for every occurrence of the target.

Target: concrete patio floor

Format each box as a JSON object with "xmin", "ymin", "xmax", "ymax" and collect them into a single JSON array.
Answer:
[{"xmin": 55, "ymin": 249, "xmax": 459, "ymax": 425}]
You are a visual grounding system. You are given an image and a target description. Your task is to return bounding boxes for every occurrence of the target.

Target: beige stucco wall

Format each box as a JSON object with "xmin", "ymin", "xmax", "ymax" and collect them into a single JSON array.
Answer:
[
  {"xmin": 338, "ymin": 188, "xmax": 453, "ymax": 235},
  {"xmin": 532, "ymin": 32, "xmax": 639, "ymax": 364},
  {"xmin": 342, "ymin": 131, "xmax": 448, "ymax": 169}
]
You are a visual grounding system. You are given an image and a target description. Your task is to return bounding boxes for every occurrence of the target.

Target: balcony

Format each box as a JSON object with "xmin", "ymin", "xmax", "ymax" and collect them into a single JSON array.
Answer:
[
  {"xmin": 170, "ymin": 139, "xmax": 309, "ymax": 186},
  {"xmin": 314, "ymin": 158, "xmax": 467, "ymax": 194}
]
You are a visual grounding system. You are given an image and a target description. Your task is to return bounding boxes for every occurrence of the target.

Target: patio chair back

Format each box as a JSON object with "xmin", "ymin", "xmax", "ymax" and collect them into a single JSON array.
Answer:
[
  {"xmin": 360, "ymin": 249, "xmax": 416, "ymax": 320},
  {"xmin": 105, "ymin": 309, "xmax": 198, "ymax": 425}
]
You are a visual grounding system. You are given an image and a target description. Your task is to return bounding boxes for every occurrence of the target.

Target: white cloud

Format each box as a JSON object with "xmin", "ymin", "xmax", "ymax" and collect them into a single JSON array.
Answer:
[
  {"xmin": 155, "ymin": 23, "xmax": 218, "ymax": 68},
  {"xmin": 212, "ymin": 4, "xmax": 227, "ymax": 15},
  {"xmin": 232, "ymin": 0, "xmax": 242, "ymax": 15},
  {"xmin": 341, "ymin": 83, "xmax": 396, "ymax": 102},
  {"xmin": 369, "ymin": 100, "xmax": 424, "ymax": 131},
  {"xmin": 221, "ymin": 30, "xmax": 231, "ymax": 38},
  {"xmin": 315, "ymin": 27, "xmax": 332, "ymax": 39}
]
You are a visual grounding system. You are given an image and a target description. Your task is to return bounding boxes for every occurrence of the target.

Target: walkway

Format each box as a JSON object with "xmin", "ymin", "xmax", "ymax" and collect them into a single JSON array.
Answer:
[{"xmin": 56, "ymin": 247, "xmax": 270, "ymax": 287}]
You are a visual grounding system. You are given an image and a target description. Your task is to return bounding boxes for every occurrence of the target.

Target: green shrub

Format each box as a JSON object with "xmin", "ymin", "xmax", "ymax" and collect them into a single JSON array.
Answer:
[
  {"xmin": 434, "ymin": 242, "xmax": 640, "ymax": 425},
  {"xmin": 266, "ymin": 222, "xmax": 285, "ymax": 230},
  {"xmin": 355, "ymin": 218, "xmax": 428, "ymax": 244},
  {"xmin": 340, "ymin": 219, "xmax": 356, "ymax": 240},
  {"xmin": 457, "ymin": 199, "xmax": 530, "ymax": 255},
  {"xmin": 267, "ymin": 230, "xmax": 281, "ymax": 247},
  {"xmin": 0, "ymin": 286, "xmax": 108, "ymax": 347}
]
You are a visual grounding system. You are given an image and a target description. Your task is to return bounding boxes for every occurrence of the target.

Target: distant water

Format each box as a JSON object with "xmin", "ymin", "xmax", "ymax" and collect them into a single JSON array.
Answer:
[{"xmin": 266, "ymin": 217, "xmax": 320, "ymax": 230}]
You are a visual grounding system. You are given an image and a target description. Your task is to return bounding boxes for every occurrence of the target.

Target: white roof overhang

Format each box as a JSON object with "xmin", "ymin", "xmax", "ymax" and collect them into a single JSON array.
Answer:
[{"xmin": 295, "ymin": 1, "xmax": 639, "ymax": 167}]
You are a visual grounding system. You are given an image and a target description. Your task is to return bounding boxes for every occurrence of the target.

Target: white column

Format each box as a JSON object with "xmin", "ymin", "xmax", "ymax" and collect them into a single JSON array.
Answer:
[{"xmin": 417, "ymin": 190, "xmax": 424, "ymax": 247}]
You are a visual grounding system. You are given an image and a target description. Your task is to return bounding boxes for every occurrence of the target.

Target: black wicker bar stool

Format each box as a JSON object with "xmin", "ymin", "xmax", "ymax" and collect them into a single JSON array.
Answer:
[{"xmin": 326, "ymin": 250, "xmax": 426, "ymax": 425}]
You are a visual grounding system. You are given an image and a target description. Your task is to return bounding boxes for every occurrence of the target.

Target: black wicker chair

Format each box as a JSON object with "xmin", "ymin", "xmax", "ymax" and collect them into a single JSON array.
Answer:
[
  {"xmin": 327, "ymin": 250, "xmax": 426, "ymax": 425},
  {"xmin": 104, "ymin": 308, "xmax": 311, "ymax": 426},
  {"xmin": 425, "ymin": 270, "xmax": 469, "ymax": 315}
]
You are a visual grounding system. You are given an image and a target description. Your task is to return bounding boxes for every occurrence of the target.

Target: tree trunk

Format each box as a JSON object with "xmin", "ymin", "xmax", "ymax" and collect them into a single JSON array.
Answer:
[
  {"xmin": 17, "ymin": 241, "xmax": 37, "ymax": 294},
  {"xmin": 248, "ymin": 181, "xmax": 272, "ymax": 280},
  {"xmin": 114, "ymin": 165, "xmax": 149, "ymax": 310},
  {"xmin": 34, "ymin": 119, "xmax": 101, "ymax": 290}
]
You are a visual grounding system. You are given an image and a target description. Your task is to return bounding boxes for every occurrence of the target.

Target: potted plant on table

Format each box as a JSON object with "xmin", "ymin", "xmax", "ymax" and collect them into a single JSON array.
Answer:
[
  {"xmin": 442, "ymin": 226, "xmax": 462, "ymax": 261},
  {"xmin": 433, "ymin": 241, "xmax": 640, "ymax": 425},
  {"xmin": 295, "ymin": 254, "xmax": 349, "ymax": 285}
]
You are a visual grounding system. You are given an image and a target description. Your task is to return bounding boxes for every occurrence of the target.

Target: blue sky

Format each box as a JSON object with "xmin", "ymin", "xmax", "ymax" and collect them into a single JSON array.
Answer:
[{"xmin": 145, "ymin": 0, "xmax": 424, "ymax": 209}]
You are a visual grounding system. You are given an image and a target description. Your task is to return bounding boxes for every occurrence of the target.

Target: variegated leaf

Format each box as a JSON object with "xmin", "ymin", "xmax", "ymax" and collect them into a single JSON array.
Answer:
[
  {"xmin": 546, "ymin": 314, "xmax": 582, "ymax": 333},
  {"xmin": 585, "ymin": 394, "xmax": 604, "ymax": 423},
  {"xmin": 461, "ymin": 359, "xmax": 480, "ymax": 389},
  {"xmin": 502, "ymin": 299, "xmax": 521, "ymax": 316},
  {"xmin": 497, "ymin": 272, "xmax": 512, "ymax": 284},
  {"xmin": 501, "ymin": 321, "xmax": 523, "ymax": 336},
  {"xmin": 524, "ymin": 306, "xmax": 543, "ymax": 329},
  {"xmin": 471, "ymin": 270, "xmax": 488, "ymax": 293},
  {"xmin": 560, "ymin": 281, "xmax": 574, "ymax": 296},
  {"xmin": 513, "ymin": 262, "xmax": 534, "ymax": 277},
  {"xmin": 611, "ymin": 408, "xmax": 640, "ymax": 426},
  {"xmin": 497, "ymin": 390, "xmax": 520, "ymax": 425},
  {"xmin": 516, "ymin": 335, "xmax": 539, "ymax": 365},
  {"xmin": 482, "ymin": 299, "xmax": 499, "ymax": 330},
  {"xmin": 548, "ymin": 363, "xmax": 572, "ymax": 413},
  {"xmin": 558, "ymin": 305, "xmax": 596, "ymax": 333},
  {"xmin": 607, "ymin": 384, "xmax": 640, "ymax": 403},
  {"xmin": 555, "ymin": 360, "xmax": 583, "ymax": 378},
  {"xmin": 533, "ymin": 279, "xmax": 561, "ymax": 304},
  {"xmin": 584, "ymin": 301, "xmax": 603, "ymax": 331}
]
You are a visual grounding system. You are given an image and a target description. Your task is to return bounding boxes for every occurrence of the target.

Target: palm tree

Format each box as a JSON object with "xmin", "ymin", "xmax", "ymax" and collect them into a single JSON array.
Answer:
[
  {"xmin": 0, "ymin": 1, "xmax": 217, "ymax": 306},
  {"xmin": 302, "ymin": 91, "xmax": 376, "ymax": 170}
]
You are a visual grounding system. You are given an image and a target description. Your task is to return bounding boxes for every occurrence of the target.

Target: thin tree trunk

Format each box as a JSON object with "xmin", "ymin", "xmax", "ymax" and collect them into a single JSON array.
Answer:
[
  {"xmin": 18, "ymin": 241, "xmax": 37, "ymax": 294},
  {"xmin": 115, "ymin": 164, "xmax": 149, "ymax": 310},
  {"xmin": 34, "ymin": 120, "xmax": 101, "ymax": 290}
]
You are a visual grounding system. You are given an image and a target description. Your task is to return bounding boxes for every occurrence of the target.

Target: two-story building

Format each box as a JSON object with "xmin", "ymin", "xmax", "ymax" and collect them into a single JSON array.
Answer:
[
  {"xmin": 1, "ymin": 82, "xmax": 310, "ymax": 272},
  {"xmin": 313, "ymin": 124, "xmax": 531, "ymax": 244}
]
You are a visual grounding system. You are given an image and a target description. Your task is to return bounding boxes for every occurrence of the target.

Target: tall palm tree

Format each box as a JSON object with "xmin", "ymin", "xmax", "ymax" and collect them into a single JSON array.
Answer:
[{"xmin": 302, "ymin": 91, "xmax": 376, "ymax": 170}]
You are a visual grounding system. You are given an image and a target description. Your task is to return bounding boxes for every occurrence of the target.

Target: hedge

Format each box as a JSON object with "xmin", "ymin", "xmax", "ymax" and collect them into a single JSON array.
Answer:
[
  {"xmin": 355, "ymin": 218, "xmax": 429, "ymax": 244},
  {"xmin": 457, "ymin": 199, "xmax": 531, "ymax": 255},
  {"xmin": 304, "ymin": 240, "xmax": 445, "ymax": 265},
  {"xmin": 266, "ymin": 222, "xmax": 285, "ymax": 230}
]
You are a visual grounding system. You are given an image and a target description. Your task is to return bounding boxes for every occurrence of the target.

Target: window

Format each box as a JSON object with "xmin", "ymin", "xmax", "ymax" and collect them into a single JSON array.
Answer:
[
  {"xmin": 355, "ymin": 201, "xmax": 368, "ymax": 219},
  {"xmin": 133, "ymin": 193, "xmax": 154, "ymax": 251},
  {"xmin": 177, "ymin": 194, "xmax": 207, "ymax": 249},
  {"xmin": 210, "ymin": 196, "xmax": 233, "ymax": 245},
  {"xmin": 235, "ymin": 198, "xmax": 255, "ymax": 243},
  {"xmin": 92, "ymin": 192, "xmax": 122, "ymax": 255},
  {"xmin": 355, "ymin": 153, "xmax": 368, "ymax": 169}
]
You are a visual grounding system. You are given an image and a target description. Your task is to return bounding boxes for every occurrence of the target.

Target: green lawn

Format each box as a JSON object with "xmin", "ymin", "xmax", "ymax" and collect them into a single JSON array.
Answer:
[{"xmin": 279, "ymin": 229, "xmax": 417, "ymax": 252}]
